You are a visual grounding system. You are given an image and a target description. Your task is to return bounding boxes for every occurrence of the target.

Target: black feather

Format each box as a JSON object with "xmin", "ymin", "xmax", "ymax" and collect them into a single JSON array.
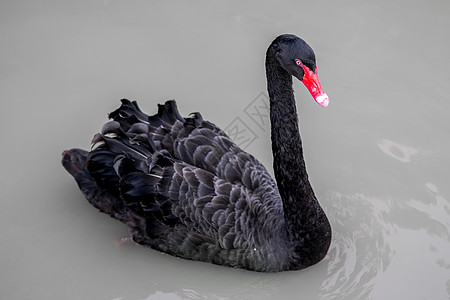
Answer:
[{"xmin": 62, "ymin": 34, "xmax": 332, "ymax": 272}]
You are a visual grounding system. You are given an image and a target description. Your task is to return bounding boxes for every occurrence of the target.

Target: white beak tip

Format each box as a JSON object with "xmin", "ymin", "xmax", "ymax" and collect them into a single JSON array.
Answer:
[{"xmin": 316, "ymin": 94, "xmax": 329, "ymax": 107}]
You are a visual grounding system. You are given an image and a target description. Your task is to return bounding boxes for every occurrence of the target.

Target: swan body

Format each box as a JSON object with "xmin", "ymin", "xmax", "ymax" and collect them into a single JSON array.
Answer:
[{"xmin": 62, "ymin": 34, "xmax": 331, "ymax": 272}]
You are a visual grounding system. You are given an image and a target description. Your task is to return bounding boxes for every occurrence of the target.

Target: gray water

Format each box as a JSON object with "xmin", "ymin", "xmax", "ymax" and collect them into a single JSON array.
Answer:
[{"xmin": 1, "ymin": 1, "xmax": 449, "ymax": 299}]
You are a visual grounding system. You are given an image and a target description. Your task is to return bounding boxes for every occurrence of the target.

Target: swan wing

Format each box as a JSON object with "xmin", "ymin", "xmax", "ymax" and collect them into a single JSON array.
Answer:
[{"xmin": 83, "ymin": 100, "xmax": 284, "ymax": 250}]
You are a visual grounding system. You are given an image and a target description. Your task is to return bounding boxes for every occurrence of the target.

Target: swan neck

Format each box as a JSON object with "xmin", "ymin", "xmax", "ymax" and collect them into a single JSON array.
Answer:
[
  {"xmin": 265, "ymin": 53, "xmax": 314, "ymax": 206},
  {"xmin": 265, "ymin": 48, "xmax": 331, "ymax": 268}
]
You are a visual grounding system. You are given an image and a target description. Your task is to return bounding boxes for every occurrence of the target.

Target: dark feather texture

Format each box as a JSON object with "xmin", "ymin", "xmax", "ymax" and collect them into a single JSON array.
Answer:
[{"xmin": 62, "ymin": 34, "xmax": 331, "ymax": 272}]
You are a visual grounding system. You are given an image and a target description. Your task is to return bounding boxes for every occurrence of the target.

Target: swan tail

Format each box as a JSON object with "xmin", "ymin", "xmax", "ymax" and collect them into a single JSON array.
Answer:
[
  {"xmin": 61, "ymin": 149, "xmax": 137, "ymax": 226},
  {"xmin": 81, "ymin": 105, "xmax": 184, "ymax": 239},
  {"xmin": 112, "ymin": 152, "xmax": 181, "ymax": 240}
]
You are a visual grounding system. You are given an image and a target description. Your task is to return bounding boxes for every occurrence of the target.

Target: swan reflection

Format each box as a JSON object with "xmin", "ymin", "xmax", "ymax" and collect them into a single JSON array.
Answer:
[{"xmin": 320, "ymin": 188, "xmax": 450, "ymax": 299}]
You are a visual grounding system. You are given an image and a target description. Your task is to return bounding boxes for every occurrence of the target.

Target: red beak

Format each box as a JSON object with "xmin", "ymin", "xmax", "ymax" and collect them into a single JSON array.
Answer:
[{"xmin": 299, "ymin": 64, "xmax": 329, "ymax": 107}]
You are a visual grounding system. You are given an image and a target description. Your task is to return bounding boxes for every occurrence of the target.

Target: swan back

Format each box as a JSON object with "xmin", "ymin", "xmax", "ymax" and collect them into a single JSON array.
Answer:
[{"xmin": 64, "ymin": 99, "xmax": 292, "ymax": 271}]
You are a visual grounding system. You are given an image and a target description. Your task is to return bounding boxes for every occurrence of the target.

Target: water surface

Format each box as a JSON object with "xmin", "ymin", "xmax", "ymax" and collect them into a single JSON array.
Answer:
[{"xmin": 1, "ymin": 1, "xmax": 449, "ymax": 299}]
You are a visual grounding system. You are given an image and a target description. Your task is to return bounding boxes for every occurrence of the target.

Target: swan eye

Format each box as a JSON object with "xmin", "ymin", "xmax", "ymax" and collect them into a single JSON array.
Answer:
[{"xmin": 295, "ymin": 59, "xmax": 302, "ymax": 66}]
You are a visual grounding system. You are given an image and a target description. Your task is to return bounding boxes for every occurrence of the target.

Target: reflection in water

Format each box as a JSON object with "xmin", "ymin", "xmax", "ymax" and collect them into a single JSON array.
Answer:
[
  {"xmin": 319, "ymin": 192, "xmax": 394, "ymax": 299},
  {"xmin": 319, "ymin": 186, "xmax": 450, "ymax": 299}
]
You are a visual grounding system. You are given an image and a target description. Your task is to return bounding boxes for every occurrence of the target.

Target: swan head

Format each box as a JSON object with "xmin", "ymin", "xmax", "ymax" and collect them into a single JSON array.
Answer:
[{"xmin": 271, "ymin": 34, "xmax": 329, "ymax": 107}]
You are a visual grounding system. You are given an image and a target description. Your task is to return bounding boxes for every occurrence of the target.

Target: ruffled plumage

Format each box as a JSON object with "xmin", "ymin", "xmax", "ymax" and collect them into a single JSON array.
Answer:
[
  {"xmin": 63, "ymin": 99, "xmax": 292, "ymax": 271},
  {"xmin": 62, "ymin": 34, "xmax": 332, "ymax": 272}
]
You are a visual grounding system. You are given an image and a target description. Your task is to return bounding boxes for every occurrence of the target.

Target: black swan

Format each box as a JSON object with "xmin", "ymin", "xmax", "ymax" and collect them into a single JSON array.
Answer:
[{"xmin": 62, "ymin": 34, "xmax": 331, "ymax": 272}]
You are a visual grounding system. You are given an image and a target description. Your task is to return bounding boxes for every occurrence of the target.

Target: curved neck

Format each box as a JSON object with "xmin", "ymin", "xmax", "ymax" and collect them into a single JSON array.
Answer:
[
  {"xmin": 265, "ymin": 48, "xmax": 331, "ymax": 268},
  {"xmin": 265, "ymin": 50, "xmax": 315, "ymax": 219}
]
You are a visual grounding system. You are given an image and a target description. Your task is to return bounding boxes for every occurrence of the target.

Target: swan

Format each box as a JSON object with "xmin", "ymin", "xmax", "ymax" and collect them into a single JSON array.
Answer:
[{"xmin": 62, "ymin": 34, "xmax": 331, "ymax": 272}]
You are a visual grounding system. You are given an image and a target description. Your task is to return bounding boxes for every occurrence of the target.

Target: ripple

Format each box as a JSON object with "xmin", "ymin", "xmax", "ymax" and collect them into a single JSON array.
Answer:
[
  {"xmin": 319, "ymin": 192, "xmax": 394, "ymax": 299},
  {"xmin": 425, "ymin": 182, "xmax": 439, "ymax": 194},
  {"xmin": 319, "ymin": 188, "xmax": 450, "ymax": 299},
  {"xmin": 377, "ymin": 139, "xmax": 418, "ymax": 162}
]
